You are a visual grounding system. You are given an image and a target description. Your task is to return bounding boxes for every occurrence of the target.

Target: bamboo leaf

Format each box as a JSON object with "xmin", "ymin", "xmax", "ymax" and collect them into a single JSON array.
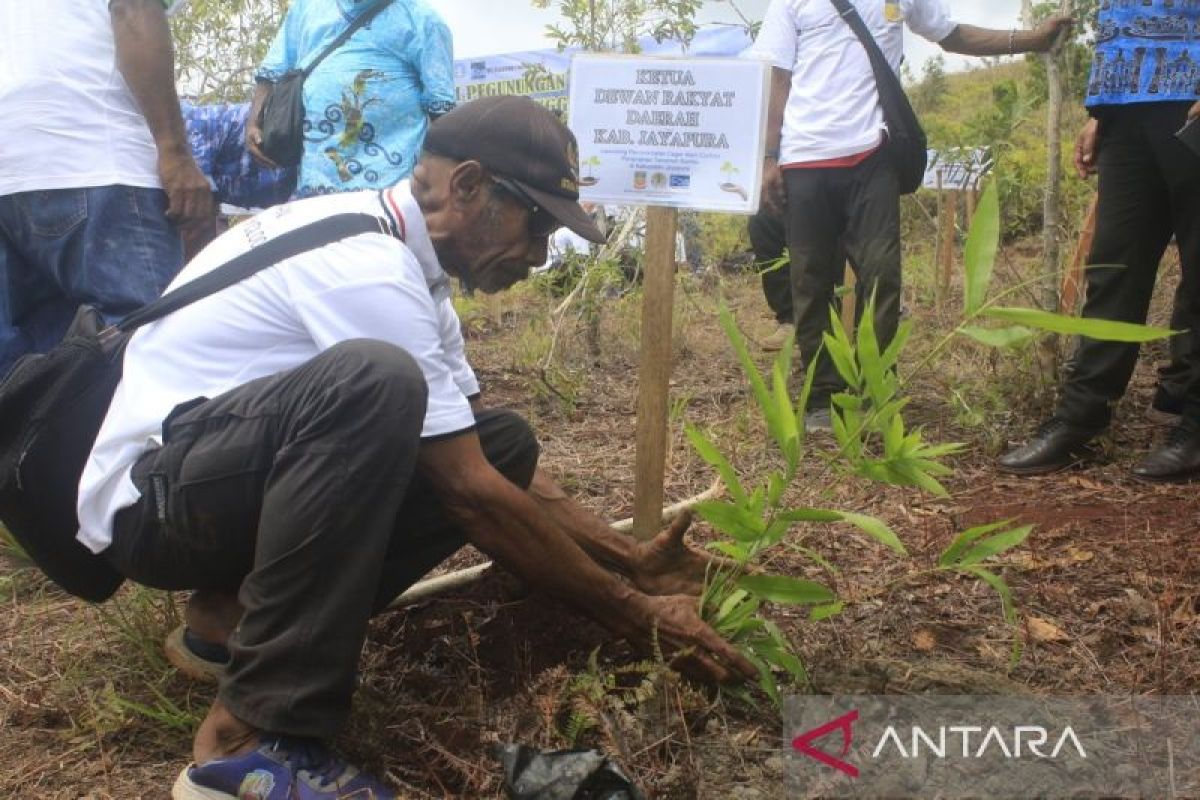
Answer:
[
  {"xmin": 958, "ymin": 324, "xmax": 1037, "ymax": 348},
  {"xmin": 809, "ymin": 601, "xmax": 845, "ymax": 622},
  {"xmin": 692, "ymin": 500, "xmax": 765, "ymax": 543},
  {"xmin": 939, "ymin": 519, "xmax": 1015, "ymax": 566},
  {"xmin": 707, "ymin": 541, "xmax": 750, "ymax": 562},
  {"xmin": 983, "ymin": 307, "xmax": 1174, "ymax": 343},
  {"xmin": 964, "ymin": 566, "xmax": 1017, "ymax": 625},
  {"xmin": 839, "ymin": 511, "xmax": 908, "ymax": 556},
  {"xmin": 957, "ymin": 524, "xmax": 1034, "ymax": 566},
  {"xmin": 737, "ymin": 575, "xmax": 835, "ymax": 605},
  {"xmin": 963, "ymin": 181, "xmax": 999, "ymax": 315},
  {"xmin": 685, "ymin": 425, "xmax": 746, "ymax": 504},
  {"xmin": 718, "ymin": 301, "xmax": 781, "ymax": 440}
]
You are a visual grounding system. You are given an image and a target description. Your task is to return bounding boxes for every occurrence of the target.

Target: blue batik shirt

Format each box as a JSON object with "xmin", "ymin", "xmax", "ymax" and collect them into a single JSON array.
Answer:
[
  {"xmin": 256, "ymin": 0, "xmax": 456, "ymax": 197},
  {"xmin": 183, "ymin": 102, "xmax": 296, "ymax": 209},
  {"xmin": 1086, "ymin": 0, "xmax": 1199, "ymax": 108}
]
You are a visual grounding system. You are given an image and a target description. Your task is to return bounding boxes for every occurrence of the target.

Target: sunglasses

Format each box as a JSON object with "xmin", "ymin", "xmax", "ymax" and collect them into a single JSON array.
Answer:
[{"xmin": 490, "ymin": 175, "xmax": 561, "ymax": 238}]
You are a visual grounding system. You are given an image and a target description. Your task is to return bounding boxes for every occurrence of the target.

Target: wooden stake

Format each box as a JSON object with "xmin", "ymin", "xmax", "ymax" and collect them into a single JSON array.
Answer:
[
  {"xmin": 1060, "ymin": 194, "xmax": 1097, "ymax": 316},
  {"xmin": 941, "ymin": 189, "xmax": 958, "ymax": 303},
  {"xmin": 1041, "ymin": 0, "xmax": 1073, "ymax": 313},
  {"xmin": 632, "ymin": 206, "xmax": 678, "ymax": 540}
]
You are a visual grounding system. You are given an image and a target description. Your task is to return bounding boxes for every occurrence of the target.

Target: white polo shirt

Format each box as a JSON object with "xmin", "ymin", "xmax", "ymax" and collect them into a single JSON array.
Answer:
[
  {"xmin": 745, "ymin": 0, "xmax": 957, "ymax": 164},
  {"xmin": 76, "ymin": 184, "xmax": 480, "ymax": 553}
]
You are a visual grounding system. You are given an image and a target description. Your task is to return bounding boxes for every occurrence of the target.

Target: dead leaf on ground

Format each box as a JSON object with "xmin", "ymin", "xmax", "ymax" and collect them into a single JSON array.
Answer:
[
  {"xmin": 912, "ymin": 629, "xmax": 937, "ymax": 652},
  {"xmin": 1027, "ymin": 616, "xmax": 1070, "ymax": 643}
]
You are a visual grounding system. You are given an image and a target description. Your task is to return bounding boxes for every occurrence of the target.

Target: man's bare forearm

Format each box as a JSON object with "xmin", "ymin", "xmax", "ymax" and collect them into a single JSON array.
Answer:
[
  {"xmin": 421, "ymin": 438, "xmax": 645, "ymax": 633},
  {"xmin": 109, "ymin": 0, "xmax": 189, "ymax": 159},
  {"xmin": 528, "ymin": 469, "xmax": 639, "ymax": 577},
  {"xmin": 939, "ymin": 21, "xmax": 1063, "ymax": 57},
  {"xmin": 764, "ymin": 67, "xmax": 790, "ymax": 157}
]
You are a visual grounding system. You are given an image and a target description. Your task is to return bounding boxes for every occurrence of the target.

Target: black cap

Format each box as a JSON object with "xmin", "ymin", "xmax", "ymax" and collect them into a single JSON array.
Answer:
[{"xmin": 423, "ymin": 96, "xmax": 606, "ymax": 244}]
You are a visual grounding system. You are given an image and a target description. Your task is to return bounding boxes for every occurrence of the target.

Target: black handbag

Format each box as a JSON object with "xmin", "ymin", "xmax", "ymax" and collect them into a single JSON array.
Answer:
[
  {"xmin": 830, "ymin": 0, "xmax": 929, "ymax": 195},
  {"xmin": 257, "ymin": 0, "xmax": 394, "ymax": 167},
  {"xmin": 0, "ymin": 212, "xmax": 386, "ymax": 602}
]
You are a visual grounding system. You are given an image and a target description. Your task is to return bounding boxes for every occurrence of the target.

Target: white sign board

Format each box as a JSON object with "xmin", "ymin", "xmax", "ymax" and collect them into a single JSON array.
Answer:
[
  {"xmin": 922, "ymin": 147, "xmax": 993, "ymax": 192},
  {"xmin": 568, "ymin": 54, "xmax": 769, "ymax": 214}
]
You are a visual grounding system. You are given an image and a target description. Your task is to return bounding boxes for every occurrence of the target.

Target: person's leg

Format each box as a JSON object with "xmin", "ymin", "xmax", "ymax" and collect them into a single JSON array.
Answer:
[
  {"xmin": 840, "ymin": 149, "xmax": 903, "ymax": 355},
  {"xmin": 1152, "ymin": 250, "xmax": 1191, "ymax": 416},
  {"xmin": 106, "ymin": 340, "xmax": 429, "ymax": 743},
  {"xmin": 783, "ymin": 167, "xmax": 847, "ymax": 411},
  {"xmin": 1132, "ymin": 103, "xmax": 1200, "ymax": 481},
  {"xmin": 748, "ymin": 210, "xmax": 792, "ymax": 325},
  {"xmin": 0, "ymin": 186, "xmax": 183, "ymax": 375},
  {"xmin": 0, "ymin": 190, "xmax": 89, "ymax": 375},
  {"xmin": 1000, "ymin": 107, "xmax": 1175, "ymax": 475},
  {"xmin": 1056, "ymin": 108, "xmax": 1174, "ymax": 431}
]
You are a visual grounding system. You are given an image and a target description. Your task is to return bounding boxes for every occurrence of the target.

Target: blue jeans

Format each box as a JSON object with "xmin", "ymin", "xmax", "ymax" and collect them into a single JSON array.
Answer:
[{"xmin": 0, "ymin": 185, "xmax": 183, "ymax": 376}]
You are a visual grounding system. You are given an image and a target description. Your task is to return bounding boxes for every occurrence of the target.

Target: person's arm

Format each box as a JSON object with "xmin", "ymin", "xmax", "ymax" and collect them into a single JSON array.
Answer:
[
  {"xmin": 527, "ymin": 469, "xmax": 718, "ymax": 598},
  {"xmin": 761, "ymin": 66, "xmax": 791, "ymax": 217},
  {"xmin": 1189, "ymin": 101, "xmax": 1200, "ymax": 122},
  {"xmin": 245, "ymin": 80, "xmax": 280, "ymax": 168},
  {"xmin": 1074, "ymin": 117, "xmax": 1100, "ymax": 179},
  {"xmin": 938, "ymin": 15, "xmax": 1073, "ymax": 56},
  {"xmin": 419, "ymin": 434, "xmax": 756, "ymax": 684},
  {"xmin": 109, "ymin": 0, "xmax": 213, "ymax": 233},
  {"xmin": 414, "ymin": 11, "xmax": 457, "ymax": 120}
]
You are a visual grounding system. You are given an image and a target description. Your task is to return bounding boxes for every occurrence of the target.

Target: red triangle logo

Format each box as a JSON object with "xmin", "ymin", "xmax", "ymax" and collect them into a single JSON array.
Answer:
[{"xmin": 791, "ymin": 709, "xmax": 860, "ymax": 778}]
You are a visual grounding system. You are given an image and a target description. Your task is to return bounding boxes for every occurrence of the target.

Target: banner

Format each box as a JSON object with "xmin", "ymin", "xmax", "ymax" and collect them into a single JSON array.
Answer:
[{"xmin": 452, "ymin": 26, "xmax": 754, "ymax": 116}]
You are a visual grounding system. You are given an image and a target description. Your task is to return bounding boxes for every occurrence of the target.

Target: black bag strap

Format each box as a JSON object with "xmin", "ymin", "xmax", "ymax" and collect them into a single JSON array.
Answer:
[
  {"xmin": 113, "ymin": 213, "xmax": 387, "ymax": 335},
  {"xmin": 300, "ymin": 0, "xmax": 394, "ymax": 80},
  {"xmin": 828, "ymin": 0, "xmax": 906, "ymax": 103}
]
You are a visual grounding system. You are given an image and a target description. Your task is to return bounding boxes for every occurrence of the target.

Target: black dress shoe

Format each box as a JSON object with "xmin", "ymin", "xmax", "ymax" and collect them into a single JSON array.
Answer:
[
  {"xmin": 997, "ymin": 418, "xmax": 1099, "ymax": 475},
  {"xmin": 1132, "ymin": 424, "xmax": 1200, "ymax": 483}
]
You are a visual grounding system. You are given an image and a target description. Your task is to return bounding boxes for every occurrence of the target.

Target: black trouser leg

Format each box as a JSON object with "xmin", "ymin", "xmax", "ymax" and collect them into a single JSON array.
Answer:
[
  {"xmin": 785, "ymin": 168, "xmax": 847, "ymax": 408},
  {"xmin": 841, "ymin": 151, "xmax": 902, "ymax": 357},
  {"xmin": 785, "ymin": 152, "xmax": 901, "ymax": 410},
  {"xmin": 1155, "ymin": 266, "xmax": 1193, "ymax": 405},
  {"xmin": 1057, "ymin": 104, "xmax": 1194, "ymax": 430},
  {"xmin": 748, "ymin": 210, "xmax": 792, "ymax": 324}
]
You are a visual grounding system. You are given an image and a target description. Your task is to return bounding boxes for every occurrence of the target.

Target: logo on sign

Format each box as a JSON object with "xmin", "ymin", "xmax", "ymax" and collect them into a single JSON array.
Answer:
[{"xmin": 669, "ymin": 174, "xmax": 690, "ymax": 189}]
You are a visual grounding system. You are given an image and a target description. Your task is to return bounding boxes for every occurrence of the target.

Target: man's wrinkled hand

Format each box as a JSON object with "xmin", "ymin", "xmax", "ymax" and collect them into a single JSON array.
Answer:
[
  {"xmin": 1034, "ymin": 14, "xmax": 1073, "ymax": 52},
  {"xmin": 633, "ymin": 594, "xmax": 757, "ymax": 684},
  {"xmin": 159, "ymin": 151, "xmax": 214, "ymax": 235},
  {"xmin": 633, "ymin": 510, "xmax": 728, "ymax": 598},
  {"xmin": 1074, "ymin": 118, "xmax": 1100, "ymax": 179}
]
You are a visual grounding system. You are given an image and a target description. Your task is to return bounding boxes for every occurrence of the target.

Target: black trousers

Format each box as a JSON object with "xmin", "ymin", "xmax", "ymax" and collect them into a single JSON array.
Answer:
[
  {"xmin": 105, "ymin": 340, "xmax": 539, "ymax": 738},
  {"xmin": 748, "ymin": 209, "xmax": 793, "ymax": 325},
  {"xmin": 1057, "ymin": 102, "xmax": 1200, "ymax": 430},
  {"xmin": 783, "ymin": 149, "xmax": 901, "ymax": 409}
]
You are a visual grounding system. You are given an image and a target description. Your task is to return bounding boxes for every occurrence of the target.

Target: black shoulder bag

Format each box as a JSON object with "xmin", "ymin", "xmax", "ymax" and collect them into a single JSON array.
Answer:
[
  {"xmin": 257, "ymin": 0, "xmax": 394, "ymax": 167},
  {"xmin": 829, "ymin": 0, "xmax": 928, "ymax": 195},
  {"xmin": 0, "ymin": 213, "xmax": 386, "ymax": 602}
]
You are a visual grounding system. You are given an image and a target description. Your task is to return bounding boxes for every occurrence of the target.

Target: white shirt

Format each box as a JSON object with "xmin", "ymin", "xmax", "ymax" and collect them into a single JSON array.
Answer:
[
  {"xmin": 76, "ymin": 184, "xmax": 480, "ymax": 553},
  {"xmin": 0, "ymin": 1, "xmax": 165, "ymax": 196},
  {"xmin": 745, "ymin": 0, "xmax": 957, "ymax": 164}
]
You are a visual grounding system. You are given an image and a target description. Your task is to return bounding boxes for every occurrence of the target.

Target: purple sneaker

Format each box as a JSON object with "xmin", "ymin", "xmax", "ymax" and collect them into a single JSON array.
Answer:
[{"xmin": 172, "ymin": 736, "xmax": 394, "ymax": 799}]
